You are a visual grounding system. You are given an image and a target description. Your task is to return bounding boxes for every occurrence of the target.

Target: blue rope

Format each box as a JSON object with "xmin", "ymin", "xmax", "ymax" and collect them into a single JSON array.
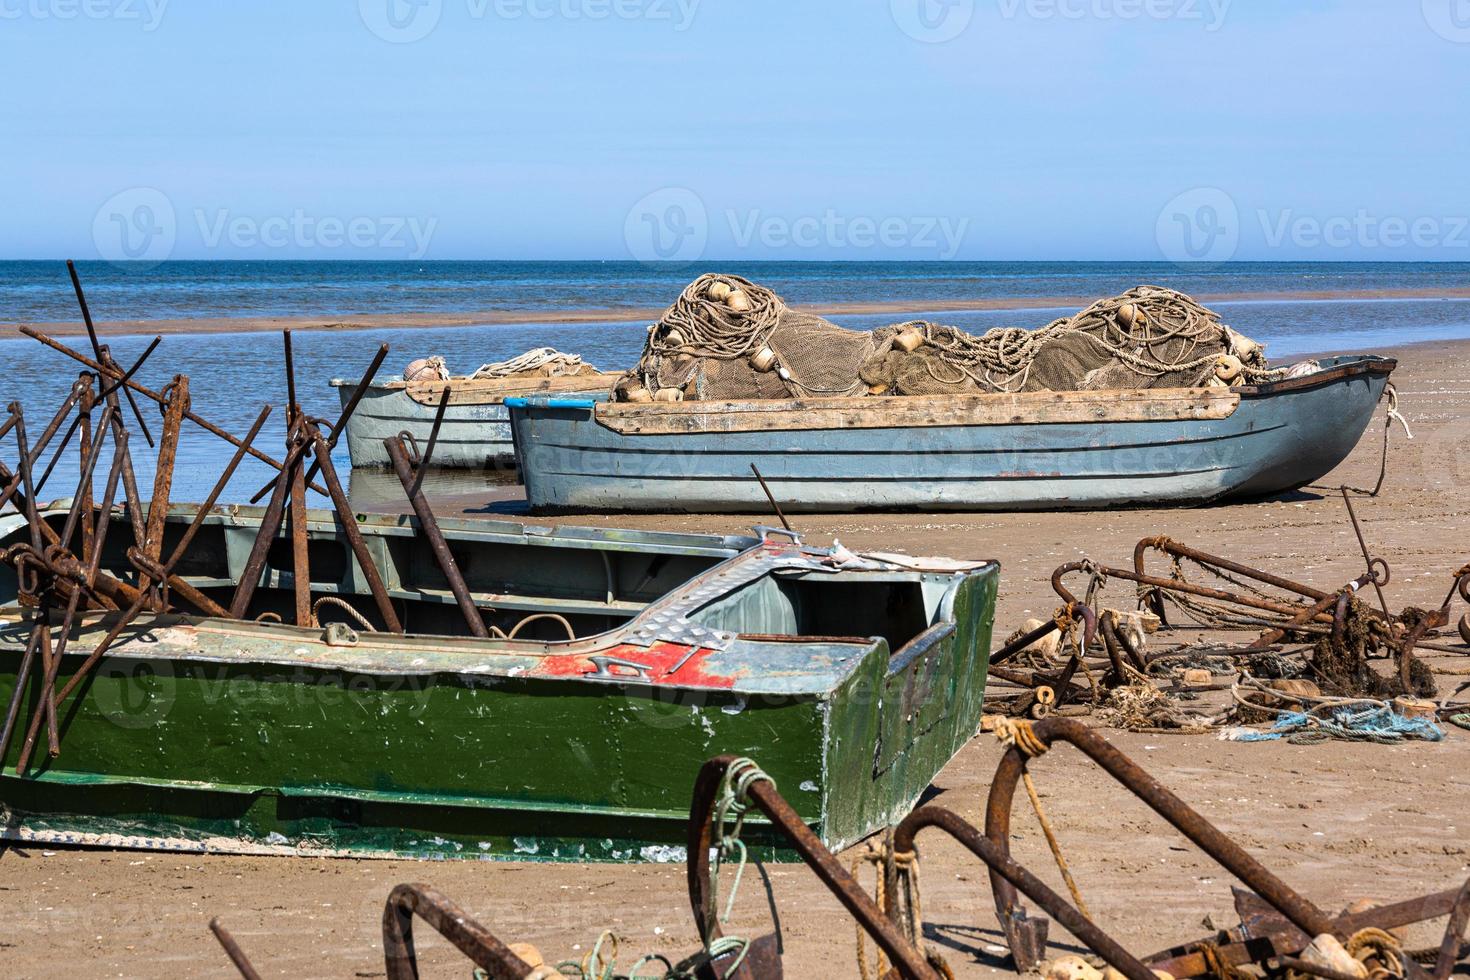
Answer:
[{"xmin": 1239, "ymin": 704, "xmax": 1444, "ymax": 744}]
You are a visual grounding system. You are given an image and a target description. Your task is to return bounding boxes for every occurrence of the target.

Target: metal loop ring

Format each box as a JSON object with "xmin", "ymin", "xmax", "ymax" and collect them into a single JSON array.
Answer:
[
  {"xmin": 1368, "ymin": 557, "xmax": 1391, "ymax": 587},
  {"xmin": 397, "ymin": 430, "xmax": 422, "ymax": 466}
]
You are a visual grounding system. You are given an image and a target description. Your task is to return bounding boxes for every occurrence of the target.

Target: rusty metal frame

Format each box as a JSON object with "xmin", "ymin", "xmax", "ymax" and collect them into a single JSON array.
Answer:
[{"xmin": 687, "ymin": 755, "xmax": 939, "ymax": 980}]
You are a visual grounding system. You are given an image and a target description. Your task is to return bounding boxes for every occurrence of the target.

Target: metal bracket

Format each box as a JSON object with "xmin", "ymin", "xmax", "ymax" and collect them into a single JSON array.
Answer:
[
  {"xmin": 752, "ymin": 525, "xmax": 803, "ymax": 546},
  {"xmin": 583, "ymin": 655, "xmax": 651, "ymax": 682},
  {"xmin": 323, "ymin": 622, "xmax": 359, "ymax": 647}
]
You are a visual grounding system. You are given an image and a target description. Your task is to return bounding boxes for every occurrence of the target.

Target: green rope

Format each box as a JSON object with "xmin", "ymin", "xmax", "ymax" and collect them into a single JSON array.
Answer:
[{"xmin": 1448, "ymin": 713, "xmax": 1470, "ymax": 732}]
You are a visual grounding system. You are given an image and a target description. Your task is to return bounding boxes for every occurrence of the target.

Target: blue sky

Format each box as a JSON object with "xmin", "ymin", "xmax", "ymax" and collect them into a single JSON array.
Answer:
[{"xmin": 2, "ymin": 0, "xmax": 1468, "ymax": 261}]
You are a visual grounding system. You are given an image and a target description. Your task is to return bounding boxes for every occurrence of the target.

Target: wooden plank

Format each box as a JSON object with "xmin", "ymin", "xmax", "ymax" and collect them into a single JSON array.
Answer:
[
  {"xmin": 593, "ymin": 387, "xmax": 1242, "ymax": 435},
  {"xmin": 399, "ymin": 371, "xmax": 618, "ymax": 407}
]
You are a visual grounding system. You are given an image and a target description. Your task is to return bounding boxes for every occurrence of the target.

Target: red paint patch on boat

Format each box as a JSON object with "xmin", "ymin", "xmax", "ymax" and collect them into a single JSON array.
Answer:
[{"xmin": 526, "ymin": 642, "xmax": 738, "ymax": 689}]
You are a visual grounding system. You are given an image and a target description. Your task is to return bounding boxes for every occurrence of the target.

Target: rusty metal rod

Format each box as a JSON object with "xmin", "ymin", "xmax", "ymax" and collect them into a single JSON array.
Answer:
[
  {"xmin": 143, "ymin": 376, "xmax": 188, "ymax": 563},
  {"xmin": 0, "ymin": 380, "xmax": 86, "ymax": 514},
  {"xmin": 307, "ymin": 420, "xmax": 402, "ymax": 634},
  {"xmin": 1054, "ymin": 561, "xmax": 1334, "ymax": 622},
  {"xmin": 686, "ymin": 755, "xmax": 938, "ymax": 980},
  {"xmin": 229, "ymin": 423, "xmax": 309, "ymax": 621},
  {"xmin": 1134, "ymin": 535, "xmax": 1331, "ymax": 602},
  {"xmin": 56, "ymin": 407, "xmax": 272, "ymax": 707},
  {"xmin": 382, "ymin": 883, "xmax": 535, "ymax": 980},
  {"xmin": 67, "ymin": 259, "xmax": 154, "ymax": 446},
  {"xmin": 248, "ymin": 342, "xmax": 390, "ymax": 504},
  {"xmin": 385, "ymin": 435, "xmax": 486, "ymax": 638},
  {"xmin": 985, "ymin": 717, "xmax": 1335, "ymax": 972},
  {"xmin": 209, "ymin": 918, "xmax": 265, "ymax": 980},
  {"xmin": 0, "ymin": 616, "xmax": 48, "ymax": 764},
  {"xmin": 1250, "ymin": 574, "xmax": 1373, "ymax": 649},
  {"xmin": 20, "ymin": 326, "xmax": 327, "ymax": 495},
  {"xmin": 894, "ymin": 806, "xmax": 1157, "ymax": 980},
  {"xmin": 750, "ymin": 463, "xmax": 793, "ymax": 533},
  {"xmin": 16, "ymin": 415, "xmax": 121, "ymax": 768}
]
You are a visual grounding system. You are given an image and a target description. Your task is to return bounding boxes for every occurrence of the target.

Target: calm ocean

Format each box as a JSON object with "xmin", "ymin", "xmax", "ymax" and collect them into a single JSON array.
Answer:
[{"xmin": 2, "ymin": 260, "xmax": 1468, "ymax": 504}]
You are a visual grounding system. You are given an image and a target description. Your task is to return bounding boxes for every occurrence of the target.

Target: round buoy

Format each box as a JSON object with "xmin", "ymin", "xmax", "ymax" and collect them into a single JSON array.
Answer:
[
  {"xmin": 867, "ymin": 382, "xmax": 889, "ymax": 395},
  {"xmin": 895, "ymin": 328, "xmax": 925, "ymax": 352},
  {"xmin": 750, "ymin": 346, "xmax": 777, "ymax": 372},
  {"xmin": 664, "ymin": 329, "xmax": 686, "ymax": 348},
  {"xmin": 707, "ymin": 280, "xmax": 732, "ymax": 303},
  {"xmin": 403, "ymin": 357, "xmax": 443, "ymax": 382},
  {"xmin": 654, "ymin": 387, "xmax": 684, "ymax": 402},
  {"xmin": 1214, "ymin": 353, "xmax": 1244, "ymax": 383},
  {"xmin": 726, "ymin": 289, "xmax": 752, "ymax": 313}
]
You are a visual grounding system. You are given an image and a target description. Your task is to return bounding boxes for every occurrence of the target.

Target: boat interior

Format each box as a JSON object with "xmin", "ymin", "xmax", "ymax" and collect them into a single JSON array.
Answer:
[{"xmin": 0, "ymin": 505, "xmax": 959, "ymax": 653}]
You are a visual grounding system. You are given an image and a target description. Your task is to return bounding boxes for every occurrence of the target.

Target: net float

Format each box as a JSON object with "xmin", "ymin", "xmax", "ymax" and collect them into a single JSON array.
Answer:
[
  {"xmin": 1116, "ymin": 303, "xmax": 1143, "ymax": 330},
  {"xmin": 623, "ymin": 384, "xmax": 653, "ymax": 403},
  {"xmin": 706, "ymin": 280, "xmax": 732, "ymax": 302},
  {"xmin": 895, "ymin": 327, "xmax": 925, "ymax": 352},
  {"xmin": 664, "ymin": 329, "xmax": 686, "ymax": 348},
  {"xmin": 867, "ymin": 382, "xmax": 889, "ymax": 395},
  {"xmin": 750, "ymin": 346, "xmax": 777, "ymax": 372},
  {"xmin": 1214, "ymin": 353, "xmax": 1243, "ymax": 383},
  {"xmin": 654, "ymin": 387, "xmax": 684, "ymax": 402},
  {"xmin": 725, "ymin": 289, "xmax": 751, "ymax": 312}
]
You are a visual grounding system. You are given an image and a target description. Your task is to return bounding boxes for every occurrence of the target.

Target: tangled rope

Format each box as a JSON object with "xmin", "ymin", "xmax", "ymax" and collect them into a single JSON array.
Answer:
[
  {"xmin": 901, "ymin": 286, "xmax": 1285, "ymax": 393},
  {"xmin": 1230, "ymin": 701, "xmax": 1444, "ymax": 745},
  {"xmin": 470, "ymin": 347, "xmax": 593, "ymax": 380}
]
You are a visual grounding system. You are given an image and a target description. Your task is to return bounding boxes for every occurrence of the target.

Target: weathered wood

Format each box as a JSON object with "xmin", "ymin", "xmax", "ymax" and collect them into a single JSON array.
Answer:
[
  {"xmin": 594, "ymin": 386, "xmax": 1241, "ymax": 435},
  {"xmin": 400, "ymin": 371, "xmax": 618, "ymax": 407}
]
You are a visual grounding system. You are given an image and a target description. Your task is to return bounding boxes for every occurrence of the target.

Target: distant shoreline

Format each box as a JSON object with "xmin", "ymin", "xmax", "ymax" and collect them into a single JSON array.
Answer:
[{"xmin": 7, "ymin": 285, "xmax": 1470, "ymax": 339}]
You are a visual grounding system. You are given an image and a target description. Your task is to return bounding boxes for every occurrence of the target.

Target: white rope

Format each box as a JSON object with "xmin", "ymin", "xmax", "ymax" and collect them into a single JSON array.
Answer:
[{"xmin": 469, "ymin": 347, "xmax": 592, "ymax": 380}]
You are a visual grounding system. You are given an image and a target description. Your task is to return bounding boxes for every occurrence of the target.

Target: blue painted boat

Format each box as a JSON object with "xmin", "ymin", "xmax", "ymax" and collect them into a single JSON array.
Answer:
[
  {"xmin": 331, "ymin": 372, "xmax": 617, "ymax": 470},
  {"xmin": 505, "ymin": 355, "xmax": 1396, "ymax": 513}
]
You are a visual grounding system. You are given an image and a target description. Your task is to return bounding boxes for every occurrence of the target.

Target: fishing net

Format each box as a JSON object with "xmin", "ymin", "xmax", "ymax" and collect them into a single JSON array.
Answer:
[
  {"xmin": 617, "ymin": 274, "xmax": 874, "ymax": 402},
  {"xmin": 859, "ymin": 286, "xmax": 1285, "ymax": 396},
  {"xmin": 616, "ymin": 277, "xmax": 1285, "ymax": 402}
]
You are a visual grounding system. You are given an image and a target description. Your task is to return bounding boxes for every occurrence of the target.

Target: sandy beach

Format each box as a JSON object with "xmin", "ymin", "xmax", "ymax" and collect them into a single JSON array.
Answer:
[
  {"xmin": 10, "ymin": 285, "xmax": 1470, "ymax": 339},
  {"xmin": 1, "ymin": 334, "xmax": 1467, "ymax": 978}
]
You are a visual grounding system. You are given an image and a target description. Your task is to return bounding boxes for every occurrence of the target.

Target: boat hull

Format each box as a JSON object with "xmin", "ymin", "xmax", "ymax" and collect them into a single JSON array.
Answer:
[
  {"xmin": 333, "ymin": 374, "xmax": 616, "ymax": 470},
  {"xmin": 507, "ymin": 356, "xmax": 1395, "ymax": 513},
  {"xmin": 0, "ymin": 510, "xmax": 997, "ymax": 861}
]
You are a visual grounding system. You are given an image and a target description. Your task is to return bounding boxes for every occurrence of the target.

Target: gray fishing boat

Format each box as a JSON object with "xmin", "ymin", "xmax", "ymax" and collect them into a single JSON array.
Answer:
[
  {"xmin": 331, "ymin": 371, "xmax": 617, "ymax": 469},
  {"xmin": 505, "ymin": 355, "xmax": 1396, "ymax": 513}
]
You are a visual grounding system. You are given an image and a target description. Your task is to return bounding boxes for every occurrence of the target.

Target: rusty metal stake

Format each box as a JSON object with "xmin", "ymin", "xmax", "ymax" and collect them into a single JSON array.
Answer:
[
  {"xmin": 229, "ymin": 420, "xmax": 310, "ymax": 621},
  {"xmin": 984, "ymin": 717, "xmax": 1335, "ymax": 973},
  {"xmin": 306, "ymin": 420, "xmax": 402, "ymax": 634},
  {"xmin": 385, "ymin": 434, "xmax": 486, "ymax": 638},
  {"xmin": 687, "ymin": 755, "xmax": 938, "ymax": 980},
  {"xmin": 248, "ymin": 342, "xmax": 390, "ymax": 504},
  {"xmin": 382, "ymin": 884, "xmax": 536, "ymax": 980},
  {"xmin": 57, "ymin": 407, "xmax": 272, "ymax": 710},
  {"xmin": 209, "ymin": 918, "xmax": 265, "ymax": 980},
  {"xmin": 67, "ymin": 259, "xmax": 154, "ymax": 446}
]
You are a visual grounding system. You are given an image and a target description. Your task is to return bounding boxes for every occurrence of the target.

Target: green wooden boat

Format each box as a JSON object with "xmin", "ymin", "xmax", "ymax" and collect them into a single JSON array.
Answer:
[{"xmin": 0, "ymin": 505, "xmax": 997, "ymax": 861}]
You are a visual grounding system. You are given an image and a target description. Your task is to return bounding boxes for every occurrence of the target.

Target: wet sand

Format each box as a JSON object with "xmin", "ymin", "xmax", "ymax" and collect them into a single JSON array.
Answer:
[
  {"xmin": 3, "ymin": 338, "xmax": 1470, "ymax": 978},
  {"xmin": 10, "ymin": 285, "xmax": 1470, "ymax": 339}
]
